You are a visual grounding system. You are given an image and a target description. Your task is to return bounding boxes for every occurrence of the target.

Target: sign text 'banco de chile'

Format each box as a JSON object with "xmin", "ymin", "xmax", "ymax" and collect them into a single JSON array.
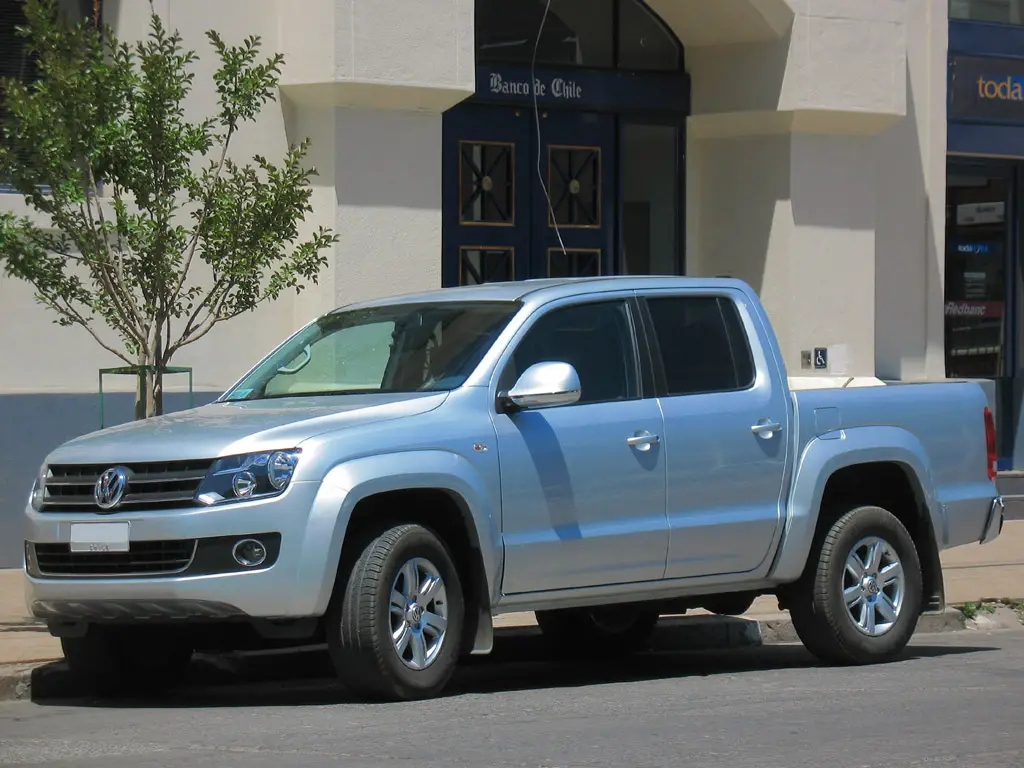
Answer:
[
  {"xmin": 474, "ymin": 66, "xmax": 691, "ymax": 114},
  {"xmin": 488, "ymin": 72, "xmax": 584, "ymax": 101}
]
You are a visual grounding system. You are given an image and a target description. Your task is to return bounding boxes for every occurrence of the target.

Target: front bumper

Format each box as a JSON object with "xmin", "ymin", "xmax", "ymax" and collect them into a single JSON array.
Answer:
[
  {"xmin": 981, "ymin": 496, "xmax": 1005, "ymax": 545},
  {"xmin": 22, "ymin": 480, "xmax": 346, "ymax": 622}
]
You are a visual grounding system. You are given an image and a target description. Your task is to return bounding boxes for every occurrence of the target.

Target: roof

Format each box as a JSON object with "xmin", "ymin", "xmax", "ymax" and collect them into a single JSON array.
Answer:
[{"xmin": 341, "ymin": 276, "xmax": 753, "ymax": 311}]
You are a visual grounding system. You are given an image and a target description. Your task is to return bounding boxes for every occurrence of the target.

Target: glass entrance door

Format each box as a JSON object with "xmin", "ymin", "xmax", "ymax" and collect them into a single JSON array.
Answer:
[{"xmin": 945, "ymin": 165, "xmax": 1014, "ymax": 463}]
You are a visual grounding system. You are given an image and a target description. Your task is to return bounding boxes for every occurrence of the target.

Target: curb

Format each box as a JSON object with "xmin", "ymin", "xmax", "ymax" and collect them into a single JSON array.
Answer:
[
  {"xmin": 1, "ymin": 607, "xmax": 1019, "ymax": 703},
  {"xmin": 0, "ymin": 665, "xmax": 34, "ymax": 702}
]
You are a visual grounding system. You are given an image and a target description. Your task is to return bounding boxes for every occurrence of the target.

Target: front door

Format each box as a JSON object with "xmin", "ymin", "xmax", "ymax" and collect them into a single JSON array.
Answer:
[
  {"xmin": 492, "ymin": 297, "xmax": 668, "ymax": 594},
  {"xmin": 442, "ymin": 103, "xmax": 616, "ymax": 285}
]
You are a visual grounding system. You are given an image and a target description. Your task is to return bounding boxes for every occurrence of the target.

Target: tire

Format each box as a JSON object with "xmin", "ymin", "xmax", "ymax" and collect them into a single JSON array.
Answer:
[
  {"xmin": 535, "ymin": 605, "xmax": 659, "ymax": 660},
  {"xmin": 61, "ymin": 626, "xmax": 193, "ymax": 696},
  {"xmin": 789, "ymin": 505, "xmax": 923, "ymax": 666},
  {"xmin": 327, "ymin": 524, "xmax": 465, "ymax": 701}
]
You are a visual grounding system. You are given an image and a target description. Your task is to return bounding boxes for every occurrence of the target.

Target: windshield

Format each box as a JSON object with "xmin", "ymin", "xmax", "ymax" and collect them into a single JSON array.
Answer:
[{"xmin": 224, "ymin": 301, "xmax": 520, "ymax": 401}]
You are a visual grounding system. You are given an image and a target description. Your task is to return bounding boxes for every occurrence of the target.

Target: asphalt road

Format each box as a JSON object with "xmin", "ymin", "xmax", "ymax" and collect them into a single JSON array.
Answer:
[{"xmin": 0, "ymin": 629, "xmax": 1021, "ymax": 768}]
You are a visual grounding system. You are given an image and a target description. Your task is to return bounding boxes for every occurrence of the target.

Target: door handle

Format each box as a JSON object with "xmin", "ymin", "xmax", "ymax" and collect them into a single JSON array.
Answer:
[
  {"xmin": 626, "ymin": 431, "xmax": 661, "ymax": 451},
  {"xmin": 751, "ymin": 420, "xmax": 783, "ymax": 439}
]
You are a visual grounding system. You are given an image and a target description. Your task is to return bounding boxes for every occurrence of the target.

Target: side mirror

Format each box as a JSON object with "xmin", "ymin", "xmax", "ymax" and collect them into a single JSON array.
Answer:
[{"xmin": 502, "ymin": 362, "xmax": 581, "ymax": 412}]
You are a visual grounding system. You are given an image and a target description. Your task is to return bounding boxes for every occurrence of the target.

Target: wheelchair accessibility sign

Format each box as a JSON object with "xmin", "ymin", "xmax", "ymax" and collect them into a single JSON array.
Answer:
[{"xmin": 813, "ymin": 348, "xmax": 828, "ymax": 371}]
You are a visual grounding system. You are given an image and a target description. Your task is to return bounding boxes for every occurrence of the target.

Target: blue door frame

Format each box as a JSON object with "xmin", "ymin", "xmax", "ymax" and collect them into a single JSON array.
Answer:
[{"xmin": 442, "ymin": 64, "xmax": 690, "ymax": 286}]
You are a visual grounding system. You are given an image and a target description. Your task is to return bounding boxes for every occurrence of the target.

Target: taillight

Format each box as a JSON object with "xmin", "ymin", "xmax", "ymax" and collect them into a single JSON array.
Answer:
[{"xmin": 984, "ymin": 406, "xmax": 998, "ymax": 481}]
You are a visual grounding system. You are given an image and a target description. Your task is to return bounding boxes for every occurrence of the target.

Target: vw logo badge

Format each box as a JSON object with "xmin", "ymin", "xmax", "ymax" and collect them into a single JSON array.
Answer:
[{"xmin": 94, "ymin": 466, "xmax": 129, "ymax": 510}]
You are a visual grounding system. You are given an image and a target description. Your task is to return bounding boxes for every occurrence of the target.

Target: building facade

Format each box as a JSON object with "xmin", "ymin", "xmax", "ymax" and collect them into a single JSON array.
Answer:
[
  {"xmin": 0, "ymin": 0, "xmax": 948, "ymax": 565},
  {"xmin": 947, "ymin": 0, "xmax": 1024, "ymax": 469}
]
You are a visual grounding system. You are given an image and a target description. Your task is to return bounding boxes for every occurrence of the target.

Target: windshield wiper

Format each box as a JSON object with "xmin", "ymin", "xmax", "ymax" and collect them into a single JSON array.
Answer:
[{"xmin": 233, "ymin": 389, "xmax": 445, "ymax": 402}]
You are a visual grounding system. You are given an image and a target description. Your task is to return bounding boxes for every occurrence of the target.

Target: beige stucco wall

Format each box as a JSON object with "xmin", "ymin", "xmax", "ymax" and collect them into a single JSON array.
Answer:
[
  {"xmin": 681, "ymin": 0, "xmax": 947, "ymax": 379},
  {"xmin": 0, "ymin": 0, "xmax": 470, "ymax": 395},
  {"xmin": 0, "ymin": 0, "xmax": 947, "ymax": 392},
  {"xmin": 0, "ymin": 0, "xmax": 955, "ymax": 566}
]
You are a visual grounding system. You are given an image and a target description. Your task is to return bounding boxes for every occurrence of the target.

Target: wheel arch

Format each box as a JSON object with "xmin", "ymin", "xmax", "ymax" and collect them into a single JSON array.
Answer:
[
  {"xmin": 772, "ymin": 428, "xmax": 945, "ymax": 612},
  {"xmin": 307, "ymin": 451, "xmax": 501, "ymax": 655}
]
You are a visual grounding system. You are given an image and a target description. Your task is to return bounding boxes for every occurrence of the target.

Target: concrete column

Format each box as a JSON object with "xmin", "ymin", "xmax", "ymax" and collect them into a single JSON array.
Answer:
[
  {"xmin": 787, "ymin": 132, "xmax": 877, "ymax": 377},
  {"xmin": 874, "ymin": 0, "xmax": 948, "ymax": 381},
  {"xmin": 687, "ymin": 131, "xmax": 876, "ymax": 378},
  {"xmin": 332, "ymin": 109, "xmax": 444, "ymax": 308}
]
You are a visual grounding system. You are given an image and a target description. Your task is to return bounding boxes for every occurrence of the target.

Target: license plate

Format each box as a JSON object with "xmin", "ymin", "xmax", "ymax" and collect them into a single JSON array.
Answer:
[{"xmin": 69, "ymin": 522, "xmax": 130, "ymax": 553}]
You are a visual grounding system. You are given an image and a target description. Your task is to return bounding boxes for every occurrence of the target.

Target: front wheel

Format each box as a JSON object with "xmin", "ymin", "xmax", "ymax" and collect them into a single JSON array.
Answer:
[
  {"xmin": 535, "ymin": 605, "xmax": 659, "ymax": 659},
  {"xmin": 327, "ymin": 524, "xmax": 465, "ymax": 701},
  {"xmin": 789, "ymin": 505, "xmax": 923, "ymax": 665}
]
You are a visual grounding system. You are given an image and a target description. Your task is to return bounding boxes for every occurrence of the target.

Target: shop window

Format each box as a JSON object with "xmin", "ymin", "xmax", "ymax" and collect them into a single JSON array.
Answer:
[
  {"xmin": 548, "ymin": 145, "xmax": 601, "ymax": 227},
  {"xmin": 459, "ymin": 141, "xmax": 515, "ymax": 225},
  {"xmin": 944, "ymin": 172, "xmax": 1009, "ymax": 379},
  {"xmin": 460, "ymin": 247, "xmax": 514, "ymax": 285},
  {"xmin": 475, "ymin": 0, "xmax": 681, "ymax": 72},
  {"xmin": 548, "ymin": 248, "xmax": 600, "ymax": 277},
  {"xmin": 1, "ymin": 0, "xmax": 97, "ymax": 189},
  {"xmin": 617, "ymin": 0, "xmax": 681, "ymax": 71},
  {"xmin": 0, "ymin": 2, "xmax": 34, "ymax": 84},
  {"xmin": 1, "ymin": 1, "xmax": 96, "ymax": 84},
  {"xmin": 950, "ymin": 0, "xmax": 1024, "ymax": 24}
]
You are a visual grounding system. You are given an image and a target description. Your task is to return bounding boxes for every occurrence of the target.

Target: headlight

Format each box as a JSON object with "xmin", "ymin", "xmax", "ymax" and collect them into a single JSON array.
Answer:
[
  {"xmin": 29, "ymin": 464, "xmax": 47, "ymax": 511},
  {"xmin": 195, "ymin": 450, "xmax": 301, "ymax": 506}
]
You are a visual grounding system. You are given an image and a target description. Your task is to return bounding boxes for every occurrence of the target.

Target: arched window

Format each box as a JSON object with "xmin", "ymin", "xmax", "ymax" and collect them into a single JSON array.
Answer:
[{"xmin": 475, "ymin": 0, "xmax": 682, "ymax": 72}]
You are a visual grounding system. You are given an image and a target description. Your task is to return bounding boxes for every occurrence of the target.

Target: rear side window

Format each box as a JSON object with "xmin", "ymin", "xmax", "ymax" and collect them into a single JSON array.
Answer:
[{"xmin": 645, "ymin": 296, "xmax": 755, "ymax": 396}]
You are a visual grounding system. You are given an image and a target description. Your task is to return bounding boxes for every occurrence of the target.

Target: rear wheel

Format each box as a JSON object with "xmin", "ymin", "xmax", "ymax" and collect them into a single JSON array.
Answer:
[
  {"xmin": 61, "ymin": 626, "xmax": 193, "ymax": 696},
  {"xmin": 789, "ymin": 505, "xmax": 922, "ymax": 665},
  {"xmin": 535, "ymin": 605, "xmax": 659, "ymax": 659},
  {"xmin": 327, "ymin": 524, "xmax": 465, "ymax": 701}
]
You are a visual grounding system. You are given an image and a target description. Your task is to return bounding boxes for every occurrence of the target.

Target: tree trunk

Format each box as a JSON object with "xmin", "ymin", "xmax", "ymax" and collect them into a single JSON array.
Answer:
[{"xmin": 133, "ymin": 358, "xmax": 164, "ymax": 420}]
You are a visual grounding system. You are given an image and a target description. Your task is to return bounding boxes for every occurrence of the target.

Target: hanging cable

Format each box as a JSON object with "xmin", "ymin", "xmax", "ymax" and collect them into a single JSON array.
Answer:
[{"xmin": 531, "ymin": 0, "xmax": 567, "ymax": 257}]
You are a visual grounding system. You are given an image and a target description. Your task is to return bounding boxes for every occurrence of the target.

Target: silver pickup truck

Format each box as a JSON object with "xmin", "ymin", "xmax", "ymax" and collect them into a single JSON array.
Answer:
[{"xmin": 22, "ymin": 277, "xmax": 1004, "ymax": 701}]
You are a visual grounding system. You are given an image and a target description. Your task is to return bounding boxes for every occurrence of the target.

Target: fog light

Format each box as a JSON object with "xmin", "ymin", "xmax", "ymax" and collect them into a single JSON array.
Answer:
[
  {"xmin": 232, "ymin": 471, "xmax": 256, "ymax": 499},
  {"xmin": 232, "ymin": 538, "xmax": 267, "ymax": 568}
]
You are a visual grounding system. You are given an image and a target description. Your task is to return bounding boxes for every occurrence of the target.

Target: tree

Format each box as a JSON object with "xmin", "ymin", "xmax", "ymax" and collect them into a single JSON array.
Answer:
[{"xmin": 0, "ymin": 0, "xmax": 337, "ymax": 418}]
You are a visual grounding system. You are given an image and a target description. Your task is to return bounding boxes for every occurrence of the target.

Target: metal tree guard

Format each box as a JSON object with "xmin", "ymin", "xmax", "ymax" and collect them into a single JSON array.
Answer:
[{"xmin": 98, "ymin": 365, "xmax": 194, "ymax": 428}]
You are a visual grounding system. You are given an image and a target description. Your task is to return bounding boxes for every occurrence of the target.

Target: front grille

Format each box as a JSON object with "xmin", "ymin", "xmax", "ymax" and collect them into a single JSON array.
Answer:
[
  {"xmin": 42, "ymin": 460, "xmax": 214, "ymax": 512},
  {"xmin": 32, "ymin": 540, "xmax": 197, "ymax": 577}
]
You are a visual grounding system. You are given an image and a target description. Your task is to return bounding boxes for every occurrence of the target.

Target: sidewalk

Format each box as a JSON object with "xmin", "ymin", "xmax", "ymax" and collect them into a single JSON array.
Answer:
[{"xmin": 3, "ymin": 521, "xmax": 1023, "ymax": 666}]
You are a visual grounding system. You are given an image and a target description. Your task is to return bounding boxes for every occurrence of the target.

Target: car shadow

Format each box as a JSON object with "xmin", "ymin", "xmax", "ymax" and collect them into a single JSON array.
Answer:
[{"xmin": 26, "ymin": 626, "xmax": 1003, "ymax": 710}]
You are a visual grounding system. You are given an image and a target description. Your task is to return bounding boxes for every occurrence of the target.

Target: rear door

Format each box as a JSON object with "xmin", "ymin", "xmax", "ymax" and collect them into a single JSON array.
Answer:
[{"xmin": 638, "ymin": 289, "xmax": 790, "ymax": 579}]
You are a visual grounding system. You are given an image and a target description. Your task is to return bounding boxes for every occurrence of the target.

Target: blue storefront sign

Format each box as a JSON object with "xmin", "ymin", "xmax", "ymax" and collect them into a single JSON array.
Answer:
[
  {"xmin": 950, "ymin": 55, "xmax": 1024, "ymax": 122},
  {"xmin": 948, "ymin": 21, "xmax": 1024, "ymax": 156}
]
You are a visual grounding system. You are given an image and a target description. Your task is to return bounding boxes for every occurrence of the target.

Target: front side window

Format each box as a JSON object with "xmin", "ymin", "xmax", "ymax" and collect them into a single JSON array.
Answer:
[
  {"xmin": 225, "ymin": 301, "xmax": 520, "ymax": 401},
  {"xmin": 645, "ymin": 296, "xmax": 755, "ymax": 396},
  {"xmin": 502, "ymin": 300, "xmax": 638, "ymax": 405}
]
